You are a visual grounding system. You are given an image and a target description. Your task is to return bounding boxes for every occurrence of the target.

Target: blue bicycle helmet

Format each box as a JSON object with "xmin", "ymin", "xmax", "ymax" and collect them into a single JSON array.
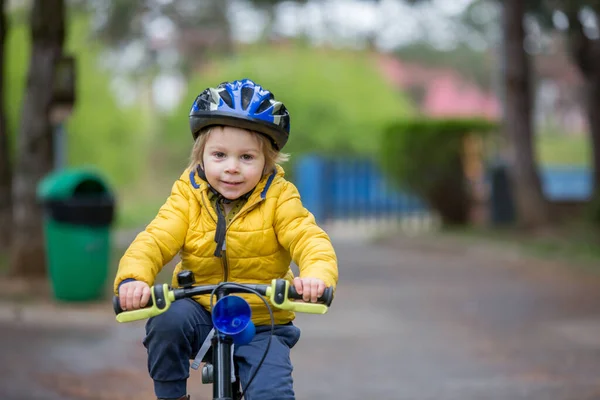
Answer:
[{"xmin": 189, "ymin": 79, "xmax": 291, "ymax": 150}]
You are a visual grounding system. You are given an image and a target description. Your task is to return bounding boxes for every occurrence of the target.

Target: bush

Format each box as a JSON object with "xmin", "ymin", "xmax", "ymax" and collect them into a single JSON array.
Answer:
[{"xmin": 381, "ymin": 118, "xmax": 498, "ymax": 226}]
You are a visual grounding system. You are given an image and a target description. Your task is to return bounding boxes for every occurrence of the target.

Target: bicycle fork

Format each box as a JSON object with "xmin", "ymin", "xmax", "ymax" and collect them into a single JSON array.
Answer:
[{"xmin": 202, "ymin": 334, "xmax": 241, "ymax": 400}]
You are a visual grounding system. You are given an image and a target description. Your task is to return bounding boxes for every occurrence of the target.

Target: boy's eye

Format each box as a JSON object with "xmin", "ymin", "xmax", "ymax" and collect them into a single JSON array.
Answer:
[{"xmin": 241, "ymin": 154, "xmax": 254, "ymax": 161}]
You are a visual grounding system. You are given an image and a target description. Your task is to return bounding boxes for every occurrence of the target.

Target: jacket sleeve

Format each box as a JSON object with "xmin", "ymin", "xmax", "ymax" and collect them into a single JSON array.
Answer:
[
  {"xmin": 274, "ymin": 181, "xmax": 338, "ymax": 288},
  {"xmin": 113, "ymin": 178, "xmax": 191, "ymax": 293}
]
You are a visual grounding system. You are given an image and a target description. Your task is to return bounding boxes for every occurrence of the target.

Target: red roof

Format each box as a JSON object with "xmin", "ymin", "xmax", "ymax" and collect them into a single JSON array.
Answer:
[{"xmin": 377, "ymin": 54, "xmax": 500, "ymax": 120}]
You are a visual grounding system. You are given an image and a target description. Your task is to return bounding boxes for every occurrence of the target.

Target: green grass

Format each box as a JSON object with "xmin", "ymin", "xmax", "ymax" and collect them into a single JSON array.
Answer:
[
  {"xmin": 536, "ymin": 133, "xmax": 590, "ymax": 166},
  {"xmin": 442, "ymin": 224, "xmax": 600, "ymax": 270}
]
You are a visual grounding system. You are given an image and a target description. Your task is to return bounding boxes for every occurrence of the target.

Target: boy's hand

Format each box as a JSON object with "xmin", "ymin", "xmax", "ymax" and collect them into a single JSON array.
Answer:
[
  {"xmin": 293, "ymin": 277, "xmax": 326, "ymax": 303},
  {"xmin": 119, "ymin": 281, "xmax": 151, "ymax": 311}
]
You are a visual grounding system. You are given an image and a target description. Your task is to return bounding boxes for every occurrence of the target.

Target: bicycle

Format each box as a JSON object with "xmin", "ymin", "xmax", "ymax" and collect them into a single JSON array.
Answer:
[{"xmin": 113, "ymin": 270, "xmax": 334, "ymax": 400}]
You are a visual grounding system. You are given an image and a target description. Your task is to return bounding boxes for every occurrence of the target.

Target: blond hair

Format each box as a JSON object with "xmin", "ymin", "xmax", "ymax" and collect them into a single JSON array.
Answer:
[{"xmin": 188, "ymin": 126, "xmax": 290, "ymax": 175}]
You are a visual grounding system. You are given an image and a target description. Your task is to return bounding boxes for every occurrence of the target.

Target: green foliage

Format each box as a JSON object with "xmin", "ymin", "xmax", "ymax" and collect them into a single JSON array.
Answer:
[
  {"xmin": 394, "ymin": 41, "xmax": 493, "ymax": 89},
  {"xmin": 65, "ymin": 17, "xmax": 152, "ymax": 186},
  {"xmin": 381, "ymin": 118, "xmax": 498, "ymax": 191},
  {"xmin": 157, "ymin": 44, "xmax": 414, "ymax": 174},
  {"xmin": 5, "ymin": 12, "xmax": 151, "ymax": 188},
  {"xmin": 381, "ymin": 118, "xmax": 498, "ymax": 225}
]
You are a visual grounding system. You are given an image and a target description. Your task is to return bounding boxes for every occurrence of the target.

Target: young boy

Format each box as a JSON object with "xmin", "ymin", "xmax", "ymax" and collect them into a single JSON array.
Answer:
[{"xmin": 114, "ymin": 79, "xmax": 338, "ymax": 400}]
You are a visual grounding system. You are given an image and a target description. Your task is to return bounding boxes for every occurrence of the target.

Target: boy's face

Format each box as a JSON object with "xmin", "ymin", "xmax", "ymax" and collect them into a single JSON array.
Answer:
[{"xmin": 202, "ymin": 126, "xmax": 266, "ymax": 200}]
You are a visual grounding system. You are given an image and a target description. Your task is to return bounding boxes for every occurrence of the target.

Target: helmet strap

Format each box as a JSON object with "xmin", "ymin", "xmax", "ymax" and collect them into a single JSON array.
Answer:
[{"xmin": 196, "ymin": 164, "xmax": 253, "ymax": 257}]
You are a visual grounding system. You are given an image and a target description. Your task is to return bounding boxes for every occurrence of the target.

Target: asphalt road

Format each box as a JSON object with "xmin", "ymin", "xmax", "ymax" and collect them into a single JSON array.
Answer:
[{"xmin": 1, "ymin": 234, "xmax": 600, "ymax": 400}]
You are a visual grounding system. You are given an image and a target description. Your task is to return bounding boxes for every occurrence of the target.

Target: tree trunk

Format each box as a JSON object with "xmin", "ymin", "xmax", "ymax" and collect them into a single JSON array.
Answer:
[
  {"xmin": 9, "ymin": 0, "xmax": 65, "ymax": 277},
  {"xmin": 501, "ymin": 0, "xmax": 551, "ymax": 228},
  {"xmin": 564, "ymin": 8, "xmax": 600, "ymax": 223},
  {"xmin": 0, "ymin": 0, "xmax": 10, "ymax": 250}
]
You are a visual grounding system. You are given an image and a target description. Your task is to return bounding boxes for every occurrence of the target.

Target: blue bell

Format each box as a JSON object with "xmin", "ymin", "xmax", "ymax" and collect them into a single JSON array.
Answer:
[{"xmin": 212, "ymin": 295, "xmax": 256, "ymax": 345}]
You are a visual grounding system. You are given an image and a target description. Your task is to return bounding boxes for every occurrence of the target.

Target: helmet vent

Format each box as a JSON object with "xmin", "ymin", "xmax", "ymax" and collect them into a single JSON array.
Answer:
[
  {"xmin": 241, "ymin": 86, "xmax": 254, "ymax": 110},
  {"xmin": 256, "ymin": 99, "xmax": 272, "ymax": 114},
  {"xmin": 219, "ymin": 89, "xmax": 234, "ymax": 108}
]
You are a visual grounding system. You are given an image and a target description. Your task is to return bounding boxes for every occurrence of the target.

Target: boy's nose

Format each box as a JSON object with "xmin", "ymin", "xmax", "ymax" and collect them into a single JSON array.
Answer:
[{"xmin": 224, "ymin": 160, "xmax": 240, "ymax": 173}]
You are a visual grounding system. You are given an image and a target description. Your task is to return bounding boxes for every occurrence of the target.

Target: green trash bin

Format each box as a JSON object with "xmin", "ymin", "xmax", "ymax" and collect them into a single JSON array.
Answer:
[{"xmin": 37, "ymin": 168, "xmax": 115, "ymax": 302}]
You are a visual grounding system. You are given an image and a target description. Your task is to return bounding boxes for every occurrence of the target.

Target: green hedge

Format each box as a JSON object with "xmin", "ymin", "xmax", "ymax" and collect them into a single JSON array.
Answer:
[{"xmin": 381, "ymin": 118, "xmax": 498, "ymax": 226}]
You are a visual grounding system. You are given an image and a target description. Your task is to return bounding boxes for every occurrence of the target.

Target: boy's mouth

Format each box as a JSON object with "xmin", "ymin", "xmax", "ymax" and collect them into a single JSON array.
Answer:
[{"xmin": 222, "ymin": 181, "xmax": 242, "ymax": 186}]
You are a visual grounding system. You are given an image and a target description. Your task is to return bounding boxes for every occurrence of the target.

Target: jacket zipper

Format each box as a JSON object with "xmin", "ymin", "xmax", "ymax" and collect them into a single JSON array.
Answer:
[
  {"xmin": 200, "ymin": 192, "xmax": 229, "ymax": 280},
  {"xmin": 222, "ymin": 247, "xmax": 229, "ymax": 281},
  {"xmin": 222, "ymin": 199, "xmax": 264, "ymax": 282},
  {"xmin": 201, "ymin": 189, "xmax": 266, "ymax": 282}
]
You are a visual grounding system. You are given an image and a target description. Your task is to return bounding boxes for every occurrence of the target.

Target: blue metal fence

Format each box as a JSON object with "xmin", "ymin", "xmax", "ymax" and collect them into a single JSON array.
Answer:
[
  {"xmin": 541, "ymin": 166, "xmax": 592, "ymax": 201},
  {"xmin": 294, "ymin": 155, "xmax": 428, "ymax": 222},
  {"xmin": 294, "ymin": 155, "xmax": 593, "ymax": 223}
]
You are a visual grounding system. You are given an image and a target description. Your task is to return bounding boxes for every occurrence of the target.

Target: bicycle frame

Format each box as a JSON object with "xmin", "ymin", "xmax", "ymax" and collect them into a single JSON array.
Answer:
[
  {"xmin": 210, "ymin": 287, "xmax": 239, "ymax": 400},
  {"xmin": 114, "ymin": 273, "xmax": 333, "ymax": 400}
]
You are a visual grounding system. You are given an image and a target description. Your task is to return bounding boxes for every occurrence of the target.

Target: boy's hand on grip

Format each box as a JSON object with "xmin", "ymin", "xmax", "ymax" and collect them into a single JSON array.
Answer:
[
  {"xmin": 293, "ymin": 277, "xmax": 326, "ymax": 303},
  {"xmin": 119, "ymin": 281, "xmax": 151, "ymax": 311}
]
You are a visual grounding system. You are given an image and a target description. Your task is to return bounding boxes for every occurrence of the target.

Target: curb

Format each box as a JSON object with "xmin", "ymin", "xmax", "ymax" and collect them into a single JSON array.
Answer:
[{"xmin": 0, "ymin": 300, "xmax": 117, "ymax": 329}]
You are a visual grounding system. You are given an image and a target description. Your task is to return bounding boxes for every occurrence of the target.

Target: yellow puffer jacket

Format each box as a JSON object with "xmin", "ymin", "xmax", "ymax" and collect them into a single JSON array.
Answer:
[{"xmin": 114, "ymin": 165, "xmax": 338, "ymax": 325}]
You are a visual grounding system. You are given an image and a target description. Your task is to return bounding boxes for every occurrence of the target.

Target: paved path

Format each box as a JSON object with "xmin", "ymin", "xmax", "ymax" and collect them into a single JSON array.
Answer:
[{"xmin": 1, "ymin": 234, "xmax": 600, "ymax": 399}]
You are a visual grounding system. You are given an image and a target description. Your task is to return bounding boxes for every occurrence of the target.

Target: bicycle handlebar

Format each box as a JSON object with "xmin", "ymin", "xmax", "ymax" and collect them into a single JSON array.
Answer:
[{"xmin": 113, "ymin": 279, "xmax": 334, "ymax": 323}]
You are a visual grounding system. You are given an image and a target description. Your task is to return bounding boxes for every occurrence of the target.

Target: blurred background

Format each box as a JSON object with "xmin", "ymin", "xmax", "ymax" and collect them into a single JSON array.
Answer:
[{"xmin": 2, "ymin": 0, "xmax": 600, "ymax": 399}]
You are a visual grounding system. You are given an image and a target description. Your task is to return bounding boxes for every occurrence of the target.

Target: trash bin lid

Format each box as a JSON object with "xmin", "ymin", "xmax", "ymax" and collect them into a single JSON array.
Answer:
[{"xmin": 37, "ymin": 168, "xmax": 113, "ymax": 201}]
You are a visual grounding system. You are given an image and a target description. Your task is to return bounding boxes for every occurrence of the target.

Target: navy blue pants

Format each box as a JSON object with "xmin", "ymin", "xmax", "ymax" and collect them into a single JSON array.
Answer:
[{"xmin": 143, "ymin": 298, "xmax": 301, "ymax": 399}]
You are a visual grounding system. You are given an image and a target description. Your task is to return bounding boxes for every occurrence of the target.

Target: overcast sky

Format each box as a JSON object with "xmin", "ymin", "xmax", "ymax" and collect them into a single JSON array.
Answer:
[
  {"xmin": 229, "ymin": 0, "xmax": 478, "ymax": 51},
  {"xmin": 119, "ymin": 0, "xmax": 483, "ymax": 111}
]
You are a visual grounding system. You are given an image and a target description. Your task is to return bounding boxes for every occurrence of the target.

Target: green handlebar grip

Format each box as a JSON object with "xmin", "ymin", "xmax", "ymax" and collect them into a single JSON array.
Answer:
[
  {"xmin": 115, "ymin": 284, "xmax": 173, "ymax": 323},
  {"xmin": 267, "ymin": 280, "xmax": 329, "ymax": 314}
]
